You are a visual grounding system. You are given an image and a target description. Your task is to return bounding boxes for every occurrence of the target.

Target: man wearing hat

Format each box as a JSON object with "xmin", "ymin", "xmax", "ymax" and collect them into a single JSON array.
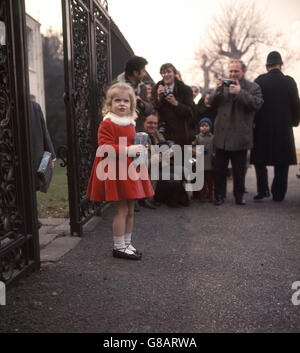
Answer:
[{"xmin": 250, "ymin": 51, "xmax": 300, "ymax": 201}]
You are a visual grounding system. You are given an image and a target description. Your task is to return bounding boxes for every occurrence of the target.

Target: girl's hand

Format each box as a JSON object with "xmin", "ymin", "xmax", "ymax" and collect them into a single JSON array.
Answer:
[{"xmin": 127, "ymin": 144, "xmax": 144, "ymax": 157}]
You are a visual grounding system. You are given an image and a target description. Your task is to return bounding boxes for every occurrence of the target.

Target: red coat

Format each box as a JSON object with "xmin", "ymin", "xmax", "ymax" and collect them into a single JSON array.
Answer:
[{"xmin": 86, "ymin": 116, "xmax": 154, "ymax": 202}]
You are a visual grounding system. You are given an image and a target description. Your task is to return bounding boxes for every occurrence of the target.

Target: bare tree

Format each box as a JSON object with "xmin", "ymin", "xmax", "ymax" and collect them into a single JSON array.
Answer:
[
  {"xmin": 209, "ymin": 1, "xmax": 271, "ymax": 60},
  {"xmin": 194, "ymin": 51, "xmax": 219, "ymax": 91},
  {"xmin": 193, "ymin": 0, "xmax": 279, "ymax": 88}
]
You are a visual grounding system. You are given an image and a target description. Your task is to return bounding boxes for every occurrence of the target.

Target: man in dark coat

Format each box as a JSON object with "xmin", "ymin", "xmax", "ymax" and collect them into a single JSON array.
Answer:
[
  {"xmin": 115, "ymin": 56, "xmax": 153, "ymax": 132},
  {"xmin": 29, "ymin": 99, "xmax": 56, "ymax": 228},
  {"xmin": 30, "ymin": 99, "xmax": 56, "ymax": 181},
  {"xmin": 151, "ymin": 63, "xmax": 194, "ymax": 148},
  {"xmin": 250, "ymin": 51, "xmax": 300, "ymax": 201},
  {"xmin": 209, "ymin": 59, "xmax": 263, "ymax": 206}
]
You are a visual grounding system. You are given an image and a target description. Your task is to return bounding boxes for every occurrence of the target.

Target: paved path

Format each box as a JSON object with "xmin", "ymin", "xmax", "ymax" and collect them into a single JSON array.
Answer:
[{"xmin": 0, "ymin": 166, "xmax": 300, "ymax": 332}]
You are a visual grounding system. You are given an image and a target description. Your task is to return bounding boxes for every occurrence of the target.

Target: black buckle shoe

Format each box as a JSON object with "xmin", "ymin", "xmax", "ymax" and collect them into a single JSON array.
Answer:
[
  {"xmin": 134, "ymin": 249, "xmax": 142, "ymax": 256},
  {"xmin": 113, "ymin": 248, "xmax": 142, "ymax": 260},
  {"xmin": 126, "ymin": 244, "xmax": 142, "ymax": 257}
]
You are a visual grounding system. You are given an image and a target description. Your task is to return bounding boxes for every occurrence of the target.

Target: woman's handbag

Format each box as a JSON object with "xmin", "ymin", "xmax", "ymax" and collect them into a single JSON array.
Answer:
[{"xmin": 37, "ymin": 151, "xmax": 53, "ymax": 193}]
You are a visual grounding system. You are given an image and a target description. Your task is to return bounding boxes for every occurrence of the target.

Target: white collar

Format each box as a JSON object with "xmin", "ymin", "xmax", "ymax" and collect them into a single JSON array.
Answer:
[
  {"xmin": 167, "ymin": 83, "xmax": 175, "ymax": 91},
  {"xmin": 103, "ymin": 112, "xmax": 136, "ymax": 127}
]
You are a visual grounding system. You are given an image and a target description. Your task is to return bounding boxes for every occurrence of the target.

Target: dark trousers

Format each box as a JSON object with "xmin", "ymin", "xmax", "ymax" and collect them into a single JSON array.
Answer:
[
  {"xmin": 199, "ymin": 170, "xmax": 214, "ymax": 200},
  {"xmin": 254, "ymin": 164, "xmax": 289, "ymax": 201},
  {"xmin": 214, "ymin": 148, "xmax": 247, "ymax": 200}
]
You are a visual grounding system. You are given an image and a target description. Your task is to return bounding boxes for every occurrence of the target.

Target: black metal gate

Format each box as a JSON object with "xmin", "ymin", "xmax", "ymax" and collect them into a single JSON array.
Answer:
[
  {"xmin": 0, "ymin": 0, "xmax": 139, "ymax": 286},
  {"xmin": 0, "ymin": 0, "xmax": 40, "ymax": 285},
  {"xmin": 61, "ymin": 0, "xmax": 111, "ymax": 236}
]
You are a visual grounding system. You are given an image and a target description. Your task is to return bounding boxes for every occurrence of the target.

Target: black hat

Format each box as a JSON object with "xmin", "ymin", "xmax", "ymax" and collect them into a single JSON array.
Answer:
[{"xmin": 266, "ymin": 51, "xmax": 283, "ymax": 66}]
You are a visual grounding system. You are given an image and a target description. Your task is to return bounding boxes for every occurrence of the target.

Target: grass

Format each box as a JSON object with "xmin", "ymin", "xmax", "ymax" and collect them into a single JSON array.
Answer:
[{"xmin": 37, "ymin": 165, "xmax": 69, "ymax": 218}]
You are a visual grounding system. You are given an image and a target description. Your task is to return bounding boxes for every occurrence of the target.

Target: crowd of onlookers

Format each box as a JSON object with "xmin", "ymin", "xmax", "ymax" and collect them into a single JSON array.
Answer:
[
  {"xmin": 86, "ymin": 53, "xmax": 300, "ymax": 260},
  {"xmin": 114, "ymin": 53, "xmax": 300, "ymax": 211}
]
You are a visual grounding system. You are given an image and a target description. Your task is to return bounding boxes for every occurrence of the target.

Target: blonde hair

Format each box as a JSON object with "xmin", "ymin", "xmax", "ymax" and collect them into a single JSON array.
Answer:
[{"xmin": 102, "ymin": 82, "xmax": 137, "ymax": 119}]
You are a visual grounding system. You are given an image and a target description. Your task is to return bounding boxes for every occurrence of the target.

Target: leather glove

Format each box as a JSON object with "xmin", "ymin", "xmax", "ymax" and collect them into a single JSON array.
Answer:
[{"xmin": 127, "ymin": 144, "xmax": 144, "ymax": 157}]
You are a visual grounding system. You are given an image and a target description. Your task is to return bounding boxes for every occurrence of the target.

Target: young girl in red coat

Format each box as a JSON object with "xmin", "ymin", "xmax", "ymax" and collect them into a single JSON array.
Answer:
[{"xmin": 87, "ymin": 82, "xmax": 154, "ymax": 260}]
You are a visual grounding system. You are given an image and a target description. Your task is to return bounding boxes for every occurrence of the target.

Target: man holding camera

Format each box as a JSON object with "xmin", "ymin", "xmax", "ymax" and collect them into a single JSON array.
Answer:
[
  {"xmin": 151, "ymin": 63, "xmax": 194, "ymax": 148},
  {"xmin": 209, "ymin": 59, "xmax": 263, "ymax": 205}
]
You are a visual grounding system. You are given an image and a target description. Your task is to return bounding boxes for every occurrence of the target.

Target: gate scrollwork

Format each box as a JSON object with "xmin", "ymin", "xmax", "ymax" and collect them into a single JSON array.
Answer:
[
  {"xmin": 0, "ymin": 27, "xmax": 22, "ymax": 247},
  {"xmin": 63, "ymin": 0, "xmax": 111, "ymax": 235},
  {"xmin": 0, "ymin": 0, "xmax": 39, "ymax": 284}
]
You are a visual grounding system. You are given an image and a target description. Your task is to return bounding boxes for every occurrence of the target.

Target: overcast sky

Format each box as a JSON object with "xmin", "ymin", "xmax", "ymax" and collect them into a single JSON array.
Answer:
[
  {"xmin": 108, "ymin": 0, "xmax": 300, "ymax": 83},
  {"xmin": 25, "ymin": 0, "xmax": 300, "ymax": 82},
  {"xmin": 25, "ymin": 0, "xmax": 300, "ymax": 145}
]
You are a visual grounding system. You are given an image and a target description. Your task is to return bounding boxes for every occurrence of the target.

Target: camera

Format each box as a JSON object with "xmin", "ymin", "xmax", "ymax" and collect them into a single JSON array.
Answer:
[
  {"xmin": 222, "ymin": 78, "xmax": 236, "ymax": 87},
  {"xmin": 164, "ymin": 86, "xmax": 173, "ymax": 96}
]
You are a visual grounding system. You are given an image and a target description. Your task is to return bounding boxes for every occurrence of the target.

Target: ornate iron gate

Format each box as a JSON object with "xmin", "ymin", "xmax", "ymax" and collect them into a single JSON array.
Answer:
[
  {"xmin": 61, "ymin": 0, "xmax": 111, "ymax": 236},
  {"xmin": 0, "ymin": 0, "xmax": 40, "ymax": 285},
  {"xmin": 0, "ymin": 0, "xmax": 138, "ymax": 286}
]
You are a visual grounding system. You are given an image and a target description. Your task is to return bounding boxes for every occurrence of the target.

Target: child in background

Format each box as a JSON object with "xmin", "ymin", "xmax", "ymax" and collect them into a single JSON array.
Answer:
[
  {"xmin": 192, "ymin": 117, "xmax": 215, "ymax": 201},
  {"xmin": 87, "ymin": 83, "xmax": 154, "ymax": 260}
]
